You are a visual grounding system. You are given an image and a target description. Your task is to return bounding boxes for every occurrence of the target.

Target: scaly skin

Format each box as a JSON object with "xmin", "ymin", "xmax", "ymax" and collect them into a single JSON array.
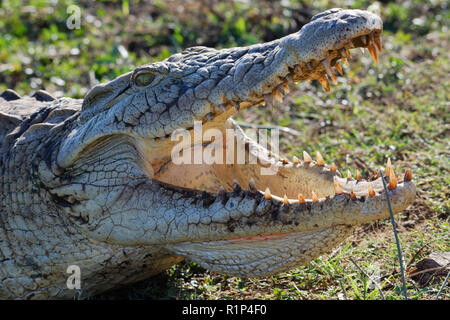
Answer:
[{"xmin": 0, "ymin": 9, "xmax": 415, "ymax": 299}]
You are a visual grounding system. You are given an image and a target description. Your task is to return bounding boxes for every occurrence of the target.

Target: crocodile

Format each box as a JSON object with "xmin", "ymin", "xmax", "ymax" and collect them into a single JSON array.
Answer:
[{"xmin": 0, "ymin": 8, "xmax": 416, "ymax": 299}]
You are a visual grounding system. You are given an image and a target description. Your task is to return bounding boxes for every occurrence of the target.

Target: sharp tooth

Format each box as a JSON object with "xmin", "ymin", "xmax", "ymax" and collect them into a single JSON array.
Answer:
[
  {"xmin": 321, "ymin": 59, "xmax": 337, "ymax": 85},
  {"xmin": 345, "ymin": 48, "xmax": 353, "ymax": 59},
  {"xmin": 233, "ymin": 101, "xmax": 240, "ymax": 111},
  {"xmin": 297, "ymin": 193, "xmax": 306, "ymax": 203},
  {"xmin": 374, "ymin": 36, "xmax": 383, "ymax": 52},
  {"xmin": 272, "ymin": 88, "xmax": 283, "ymax": 103},
  {"xmin": 347, "ymin": 170, "xmax": 353, "ymax": 179},
  {"xmin": 248, "ymin": 178, "xmax": 257, "ymax": 192},
  {"xmin": 356, "ymin": 170, "xmax": 362, "ymax": 181},
  {"xmin": 277, "ymin": 84, "xmax": 285, "ymax": 95},
  {"xmin": 316, "ymin": 151, "xmax": 325, "ymax": 166},
  {"xmin": 368, "ymin": 184, "xmax": 376, "ymax": 197},
  {"xmin": 359, "ymin": 47, "xmax": 365, "ymax": 55},
  {"xmin": 404, "ymin": 169, "xmax": 413, "ymax": 182},
  {"xmin": 373, "ymin": 170, "xmax": 379, "ymax": 180},
  {"xmin": 330, "ymin": 163, "xmax": 337, "ymax": 172},
  {"xmin": 283, "ymin": 195, "xmax": 290, "ymax": 205},
  {"xmin": 367, "ymin": 44, "xmax": 378, "ymax": 65},
  {"xmin": 264, "ymin": 187, "xmax": 272, "ymax": 199},
  {"xmin": 335, "ymin": 62, "xmax": 343, "ymax": 76},
  {"xmin": 341, "ymin": 56, "xmax": 349, "ymax": 66},
  {"xmin": 293, "ymin": 155, "xmax": 300, "ymax": 164},
  {"xmin": 264, "ymin": 94, "xmax": 273, "ymax": 109},
  {"xmin": 350, "ymin": 190, "xmax": 357, "ymax": 200},
  {"xmin": 311, "ymin": 191, "xmax": 319, "ymax": 202},
  {"xmin": 334, "ymin": 179, "xmax": 344, "ymax": 194},
  {"xmin": 218, "ymin": 186, "xmax": 226, "ymax": 196},
  {"xmin": 318, "ymin": 75, "xmax": 330, "ymax": 92},
  {"xmin": 388, "ymin": 167, "xmax": 397, "ymax": 190},
  {"xmin": 303, "ymin": 151, "xmax": 312, "ymax": 163},
  {"xmin": 385, "ymin": 158, "xmax": 392, "ymax": 177}
]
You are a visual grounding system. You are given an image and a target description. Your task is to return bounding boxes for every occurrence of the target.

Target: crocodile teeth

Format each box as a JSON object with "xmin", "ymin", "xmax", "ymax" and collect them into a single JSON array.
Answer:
[
  {"xmin": 359, "ymin": 47, "xmax": 365, "ymax": 54},
  {"xmin": 334, "ymin": 179, "xmax": 344, "ymax": 194},
  {"xmin": 303, "ymin": 151, "xmax": 312, "ymax": 163},
  {"xmin": 292, "ymin": 155, "xmax": 301, "ymax": 165},
  {"xmin": 385, "ymin": 158, "xmax": 392, "ymax": 177},
  {"xmin": 311, "ymin": 191, "xmax": 319, "ymax": 202},
  {"xmin": 264, "ymin": 187, "xmax": 272, "ymax": 199},
  {"xmin": 356, "ymin": 170, "xmax": 362, "ymax": 181},
  {"xmin": 297, "ymin": 193, "xmax": 306, "ymax": 203},
  {"xmin": 374, "ymin": 36, "xmax": 383, "ymax": 52},
  {"xmin": 218, "ymin": 104, "xmax": 226, "ymax": 112},
  {"xmin": 283, "ymin": 195, "xmax": 290, "ymax": 205},
  {"xmin": 404, "ymin": 169, "xmax": 412, "ymax": 182},
  {"xmin": 316, "ymin": 151, "xmax": 325, "ymax": 166},
  {"xmin": 318, "ymin": 75, "xmax": 330, "ymax": 92},
  {"xmin": 342, "ymin": 48, "xmax": 353, "ymax": 59},
  {"xmin": 248, "ymin": 178, "xmax": 257, "ymax": 192},
  {"xmin": 368, "ymin": 44, "xmax": 378, "ymax": 65},
  {"xmin": 388, "ymin": 167, "xmax": 397, "ymax": 190},
  {"xmin": 347, "ymin": 170, "xmax": 353, "ymax": 179},
  {"xmin": 341, "ymin": 55, "xmax": 349, "ymax": 66},
  {"xmin": 321, "ymin": 59, "xmax": 337, "ymax": 85},
  {"xmin": 218, "ymin": 186, "xmax": 226, "ymax": 196},
  {"xmin": 368, "ymin": 184, "xmax": 376, "ymax": 197},
  {"xmin": 264, "ymin": 94, "xmax": 273, "ymax": 109},
  {"xmin": 335, "ymin": 62, "xmax": 343, "ymax": 76},
  {"xmin": 330, "ymin": 163, "xmax": 337, "ymax": 172},
  {"xmin": 273, "ymin": 88, "xmax": 283, "ymax": 103},
  {"xmin": 350, "ymin": 190, "xmax": 357, "ymax": 200},
  {"xmin": 373, "ymin": 170, "xmax": 379, "ymax": 180}
]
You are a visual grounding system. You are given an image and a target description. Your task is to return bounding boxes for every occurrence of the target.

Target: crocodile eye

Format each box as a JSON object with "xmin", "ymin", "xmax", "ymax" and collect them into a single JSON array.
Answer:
[{"xmin": 133, "ymin": 71, "xmax": 155, "ymax": 87}]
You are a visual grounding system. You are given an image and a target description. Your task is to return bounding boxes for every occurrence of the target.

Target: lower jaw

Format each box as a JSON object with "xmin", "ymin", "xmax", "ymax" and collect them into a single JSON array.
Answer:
[{"xmin": 165, "ymin": 224, "xmax": 354, "ymax": 276}]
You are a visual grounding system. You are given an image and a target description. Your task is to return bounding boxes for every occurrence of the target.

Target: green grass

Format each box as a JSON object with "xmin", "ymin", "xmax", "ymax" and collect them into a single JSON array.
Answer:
[{"xmin": 1, "ymin": 0, "xmax": 449, "ymax": 300}]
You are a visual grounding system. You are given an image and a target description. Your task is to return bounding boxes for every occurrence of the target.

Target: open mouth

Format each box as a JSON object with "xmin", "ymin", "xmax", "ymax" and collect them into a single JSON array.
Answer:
[
  {"xmin": 130, "ymin": 17, "xmax": 415, "ymax": 276},
  {"xmin": 138, "ymin": 30, "xmax": 400, "ymax": 206}
]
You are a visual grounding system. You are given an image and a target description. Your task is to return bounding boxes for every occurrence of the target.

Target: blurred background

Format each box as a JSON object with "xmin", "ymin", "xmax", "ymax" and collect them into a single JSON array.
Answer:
[{"xmin": 0, "ymin": 0, "xmax": 448, "ymax": 299}]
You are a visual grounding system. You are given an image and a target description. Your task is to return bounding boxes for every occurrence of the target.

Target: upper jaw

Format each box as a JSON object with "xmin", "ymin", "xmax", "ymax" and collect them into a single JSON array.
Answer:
[{"xmin": 202, "ymin": 9, "xmax": 383, "ymax": 121}]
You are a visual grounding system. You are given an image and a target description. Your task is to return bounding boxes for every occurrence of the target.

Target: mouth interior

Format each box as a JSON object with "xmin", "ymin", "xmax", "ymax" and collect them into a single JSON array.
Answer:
[{"xmin": 137, "ymin": 30, "xmax": 384, "ymax": 203}]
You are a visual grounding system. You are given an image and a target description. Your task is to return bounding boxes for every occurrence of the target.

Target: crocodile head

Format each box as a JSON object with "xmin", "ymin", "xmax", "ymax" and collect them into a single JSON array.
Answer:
[{"xmin": 45, "ymin": 9, "xmax": 415, "ymax": 277}]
